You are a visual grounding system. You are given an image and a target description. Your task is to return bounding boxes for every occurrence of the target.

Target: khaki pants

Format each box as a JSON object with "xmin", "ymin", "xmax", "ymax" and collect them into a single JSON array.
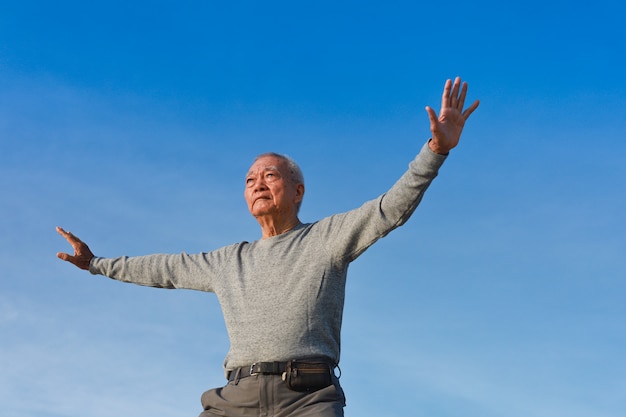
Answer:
[{"xmin": 199, "ymin": 373, "xmax": 345, "ymax": 417}]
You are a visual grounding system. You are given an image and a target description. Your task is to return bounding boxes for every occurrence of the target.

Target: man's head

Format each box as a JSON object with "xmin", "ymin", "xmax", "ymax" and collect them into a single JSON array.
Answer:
[{"xmin": 244, "ymin": 153, "xmax": 305, "ymax": 221}]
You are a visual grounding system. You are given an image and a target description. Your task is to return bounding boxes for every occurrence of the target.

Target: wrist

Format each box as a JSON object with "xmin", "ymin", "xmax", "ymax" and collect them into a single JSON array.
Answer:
[{"xmin": 428, "ymin": 139, "xmax": 450, "ymax": 155}]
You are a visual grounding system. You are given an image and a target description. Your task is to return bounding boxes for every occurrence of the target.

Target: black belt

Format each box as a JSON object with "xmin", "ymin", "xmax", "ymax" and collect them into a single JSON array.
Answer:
[
  {"xmin": 227, "ymin": 361, "xmax": 288, "ymax": 382},
  {"xmin": 227, "ymin": 359, "xmax": 334, "ymax": 382}
]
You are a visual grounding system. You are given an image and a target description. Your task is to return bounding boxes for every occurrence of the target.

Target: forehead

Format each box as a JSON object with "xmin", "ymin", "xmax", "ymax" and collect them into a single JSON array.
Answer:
[{"xmin": 247, "ymin": 155, "xmax": 287, "ymax": 174}]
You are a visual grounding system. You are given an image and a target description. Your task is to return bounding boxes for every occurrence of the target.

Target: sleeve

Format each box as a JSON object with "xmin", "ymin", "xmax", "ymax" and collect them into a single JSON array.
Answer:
[
  {"xmin": 318, "ymin": 141, "xmax": 447, "ymax": 263},
  {"xmin": 89, "ymin": 245, "xmax": 238, "ymax": 292}
]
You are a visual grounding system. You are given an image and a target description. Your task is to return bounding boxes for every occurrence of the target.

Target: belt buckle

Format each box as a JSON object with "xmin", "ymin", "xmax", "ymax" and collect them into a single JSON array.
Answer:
[{"xmin": 249, "ymin": 363, "xmax": 258, "ymax": 376}]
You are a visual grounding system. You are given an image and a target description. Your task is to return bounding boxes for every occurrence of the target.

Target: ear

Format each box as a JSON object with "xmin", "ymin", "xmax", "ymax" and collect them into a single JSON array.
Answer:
[{"xmin": 294, "ymin": 183, "xmax": 305, "ymax": 204}]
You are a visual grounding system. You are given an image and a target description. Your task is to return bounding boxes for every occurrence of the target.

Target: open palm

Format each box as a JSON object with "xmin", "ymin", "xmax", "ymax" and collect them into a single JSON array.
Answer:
[{"xmin": 426, "ymin": 77, "xmax": 479, "ymax": 154}]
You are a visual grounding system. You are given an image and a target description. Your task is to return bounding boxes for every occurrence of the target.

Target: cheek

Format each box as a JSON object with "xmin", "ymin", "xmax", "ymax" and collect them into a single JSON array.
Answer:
[{"xmin": 244, "ymin": 190, "xmax": 254, "ymax": 206}]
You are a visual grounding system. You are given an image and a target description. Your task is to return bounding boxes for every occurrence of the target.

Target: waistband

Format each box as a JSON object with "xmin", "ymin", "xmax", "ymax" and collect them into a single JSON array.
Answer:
[{"xmin": 227, "ymin": 358, "xmax": 335, "ymax": 382}]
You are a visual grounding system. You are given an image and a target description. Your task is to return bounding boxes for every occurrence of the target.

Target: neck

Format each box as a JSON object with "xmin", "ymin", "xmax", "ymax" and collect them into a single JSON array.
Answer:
[{"xmin": 256, "ymin": 215, "xmax": 301, "ymax": 239}]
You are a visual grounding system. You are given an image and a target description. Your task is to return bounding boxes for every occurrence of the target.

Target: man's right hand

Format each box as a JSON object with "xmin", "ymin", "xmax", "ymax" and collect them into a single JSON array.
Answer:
[
  {"xmin": 426, "ymin": 77, "xmax": 480, "ymax": 155},
  {"xmin": 56, "ymin": 226, "xmax": 94, "ymax": 270}
]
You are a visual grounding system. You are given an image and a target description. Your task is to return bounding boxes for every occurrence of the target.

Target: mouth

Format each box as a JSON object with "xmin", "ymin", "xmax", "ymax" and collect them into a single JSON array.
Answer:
[{"xmin": 253, "ymin": 195, "xmax": 271, "ymax": 205}]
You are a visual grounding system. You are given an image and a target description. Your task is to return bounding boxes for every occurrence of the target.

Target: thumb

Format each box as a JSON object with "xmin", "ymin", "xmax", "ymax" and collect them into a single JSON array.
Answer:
[
  {"xmin": 57, "ymin": 252, "xmax": 71, "ymax": 262},
  {"xmin": 425, "ymin": 106, "xmax": 438, "ymax": 126}
]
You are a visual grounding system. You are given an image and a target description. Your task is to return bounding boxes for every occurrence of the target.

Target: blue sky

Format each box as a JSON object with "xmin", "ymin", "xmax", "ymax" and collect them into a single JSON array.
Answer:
[{"xmin": 1, "ymin": 1, "xmax": 625, "ymax": 416}]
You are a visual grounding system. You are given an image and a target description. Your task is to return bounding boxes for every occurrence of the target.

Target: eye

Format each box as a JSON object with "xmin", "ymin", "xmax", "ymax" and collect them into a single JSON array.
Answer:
[{"xmin": 245, "ymin": 177, "xmax": 255, "ymax": 186}]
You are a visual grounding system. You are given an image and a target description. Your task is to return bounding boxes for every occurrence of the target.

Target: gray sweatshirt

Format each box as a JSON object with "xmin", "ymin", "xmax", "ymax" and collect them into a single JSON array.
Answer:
[{"xmin": 90, "ymin": 142, "xmax": 446, "ymax": 371}]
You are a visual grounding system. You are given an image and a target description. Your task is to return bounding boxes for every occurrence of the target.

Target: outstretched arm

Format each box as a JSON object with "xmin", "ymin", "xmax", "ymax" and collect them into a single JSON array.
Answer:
[
  {"xmin": 426, "ymin": 77, "xmax": 480, "ymax": 155},
  {"xmin": 56, "ymin": 226, "xmax": 94, "ymax": 270}
]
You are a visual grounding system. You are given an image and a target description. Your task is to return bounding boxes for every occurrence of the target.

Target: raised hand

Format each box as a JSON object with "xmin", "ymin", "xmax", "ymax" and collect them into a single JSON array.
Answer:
[
  {"xmin": 425, "ymin": 77, "xmax": 480, "ymax": 154},
  {"xmin": 56, "ymin": 226, "xmax": 94, "ymax": 270}
]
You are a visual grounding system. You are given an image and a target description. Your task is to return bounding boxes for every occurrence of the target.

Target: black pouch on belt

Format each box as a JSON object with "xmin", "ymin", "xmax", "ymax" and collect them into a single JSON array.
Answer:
[{"xmin": 282, "ymin": 360, "xmax": 333, "ymax": 392}]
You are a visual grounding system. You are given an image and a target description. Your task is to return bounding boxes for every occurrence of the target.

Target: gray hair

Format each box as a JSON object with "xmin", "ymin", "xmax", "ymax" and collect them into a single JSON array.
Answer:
[{"xmin": 253, "ymin": 152, "xmax": 304, "ymax": 186}]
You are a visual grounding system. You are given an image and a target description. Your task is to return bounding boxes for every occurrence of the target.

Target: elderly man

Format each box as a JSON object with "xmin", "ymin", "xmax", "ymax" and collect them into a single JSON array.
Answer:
[{"xmin": 57, "ymin": 77, "xmax": 479, "ymax": 417}]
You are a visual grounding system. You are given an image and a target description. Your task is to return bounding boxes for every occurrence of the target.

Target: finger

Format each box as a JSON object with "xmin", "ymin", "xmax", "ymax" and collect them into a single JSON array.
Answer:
[
  {"xmin": 57, "ymin": 252, "xmax": 85, "ymax": 269},
  {"xmin": 57, "ymin": 226, "xmax": 83, "ymax": 246},
  {"xmin": 57, "ymin": 252, "xmax": 73, "ymax": 262},
  {"xmin": 462, "ymin": 99, "xmax": 480, "ymax": 120},
  {"xmin": 57, "ymin": 226, "xmax": 77, "ymax": 243},
  {"xmin": 457, "ymin": 81, "xmax": 468, "ymax": 110},
  {"xmin": 425, "ymin": 106, "xmax": 438, "ymax": 127},
  {"xmin": 450, "ymin": 77, "xmax": 461, "ymax": 108},
  {"xmin": 441, "ymin": 79, "xmax": 452, "ymax": 110}
]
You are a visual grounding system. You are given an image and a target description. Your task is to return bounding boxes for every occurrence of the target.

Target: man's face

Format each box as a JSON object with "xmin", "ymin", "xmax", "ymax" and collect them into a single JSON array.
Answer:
[{"xmin": 244, "ymin": 155, "xmax": 303, "ymax": 219}]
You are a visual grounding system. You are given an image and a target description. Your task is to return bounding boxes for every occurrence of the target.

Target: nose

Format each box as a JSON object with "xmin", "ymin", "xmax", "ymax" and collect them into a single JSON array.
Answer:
[{"xmin": 251, "ymin": 176, "xmax": 267, "ymax": 191}]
